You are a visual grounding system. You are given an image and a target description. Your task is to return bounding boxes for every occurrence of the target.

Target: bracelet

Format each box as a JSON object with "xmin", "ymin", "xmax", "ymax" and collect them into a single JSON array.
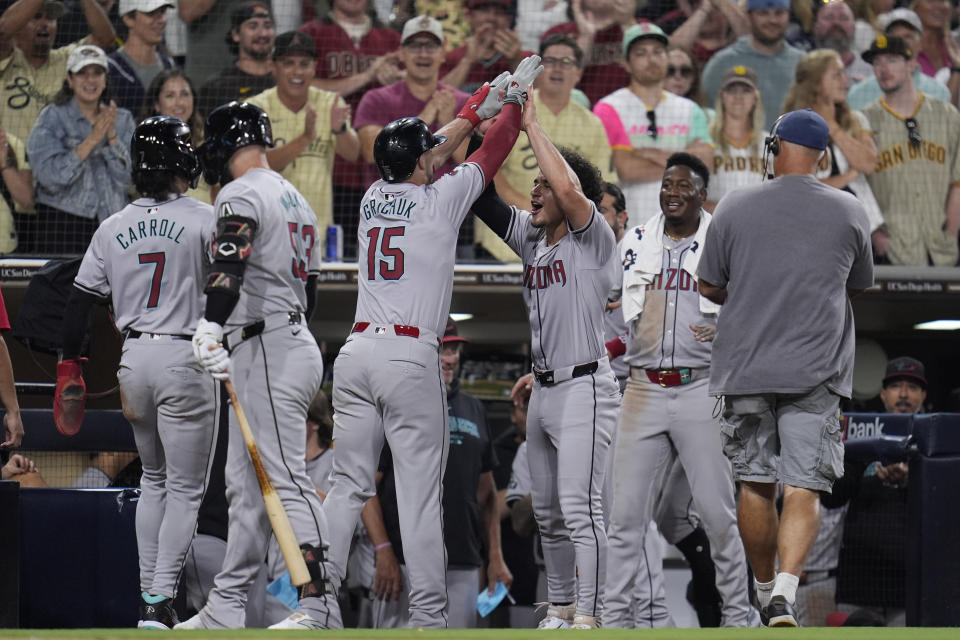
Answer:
[
  {"xmin": 332, "ymin": 123, "xmax": 348, "ymax": 135},
  {"xmin": 374, "ymin": 541, "xmax": 392, "ymax": 551}
]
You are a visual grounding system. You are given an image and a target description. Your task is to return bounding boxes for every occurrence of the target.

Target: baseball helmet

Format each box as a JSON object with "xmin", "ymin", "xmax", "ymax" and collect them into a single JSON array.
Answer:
[
  {"xmin": 374, "ymin": 117, "xmax": 446, "ymax": 183},
  {"xmin": 198, "ymin": 100, "xmax": 273, "ymax": 186},
  {"xmin": 131, "ymin": 115, "xmax": 202, "ymax": 189}
]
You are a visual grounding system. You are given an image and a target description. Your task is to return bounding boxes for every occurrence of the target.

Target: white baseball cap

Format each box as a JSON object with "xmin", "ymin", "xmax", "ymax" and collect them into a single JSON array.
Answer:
[
  {"xmin": 119, "ymin": 0, "xmax": 175, "ymax": 15},
  {"xmin": 880, "ymin": 8, "xmax": 923, "ymax": 34},
  {"xmin": 66, "ymin": 44, "xmax": 109, "ymax": 74},
  {"xmin": 401, "ymin": 15, "xmax": 444, "ymax": 45}
]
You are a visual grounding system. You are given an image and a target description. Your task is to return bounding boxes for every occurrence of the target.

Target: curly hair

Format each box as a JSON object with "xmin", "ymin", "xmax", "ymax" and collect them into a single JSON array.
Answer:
[
  {"xmin": 782, "ymin": 49, "xmax": 864, "ymax": 138},
  {"xmin": 666, "ymin": 151, "xmax": 710, "ymax": 189},
  {"xmin": 558, "ymin": 147, "xmax": 604, "ymax": 206}
]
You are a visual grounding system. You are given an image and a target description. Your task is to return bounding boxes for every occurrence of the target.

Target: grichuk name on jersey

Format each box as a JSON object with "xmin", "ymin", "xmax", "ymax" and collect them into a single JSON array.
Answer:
[
  {"xmin": 362, "ymin": 196, "xmax": 416, "ymax": 221},
  {"xmin": 115, "ymin": 218, "xmax": 184, "ymax": 249},
  {"xmin": 523, "ymin": 260, "xmax": 567, "ymax": 289}
]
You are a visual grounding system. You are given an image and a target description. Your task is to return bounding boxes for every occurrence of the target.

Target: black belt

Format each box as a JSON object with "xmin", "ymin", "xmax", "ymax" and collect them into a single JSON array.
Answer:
[
  {"xmin": 226, "ymin": 311, "xmax": 303, "ymax": 348},
  {"xmin": 126, "ymin": 330, "xmax": 191, "ymax": 341},
  {"xmin": 533, "ymin": 361, "xmax": 599, "ymax": 386}
]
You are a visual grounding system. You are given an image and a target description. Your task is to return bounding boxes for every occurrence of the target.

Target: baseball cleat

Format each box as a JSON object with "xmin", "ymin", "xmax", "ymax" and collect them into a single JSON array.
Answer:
[
  {"xmin": 137, "ymin": 593, "xmax": 177, "ymax": 630},
  {"xmin": 762, "ymin": 595, "xmax": 799, "ymax": 627},
  {"xmin": 571, "ymin": 614, "xmax": 601, "ymax": 629},
  {"xmin": 536, "ymin": 602, "xmax": 576, "ymax": 629},
  {"xmin": 268, "ymin": 611, "xmax": 326, "ymax": 630}
]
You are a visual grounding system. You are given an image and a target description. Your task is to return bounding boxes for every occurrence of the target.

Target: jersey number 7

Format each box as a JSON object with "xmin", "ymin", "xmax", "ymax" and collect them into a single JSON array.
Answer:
[
  {"xmin": 138, "ymin": 251, "xmax": 165, "ymax": 308},
  {"xmin": 366, "ymin": 226, "xmax": 405, "ymax": 280}
]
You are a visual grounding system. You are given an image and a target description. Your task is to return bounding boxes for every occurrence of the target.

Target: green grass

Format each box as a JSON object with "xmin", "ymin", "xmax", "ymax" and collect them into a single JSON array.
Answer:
[{"xmin": 0, "ymin": 628, "xmax": 953, "ymax": 639}]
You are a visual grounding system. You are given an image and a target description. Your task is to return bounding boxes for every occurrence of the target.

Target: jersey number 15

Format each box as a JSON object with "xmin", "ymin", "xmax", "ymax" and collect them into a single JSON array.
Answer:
[{"xmin": 366, "ymin": 226, "xmax": 405, "ymax": 280}]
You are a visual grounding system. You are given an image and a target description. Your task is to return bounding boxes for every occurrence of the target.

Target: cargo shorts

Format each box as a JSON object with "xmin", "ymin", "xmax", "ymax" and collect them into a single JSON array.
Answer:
[{"xmin": 719, "ymin": 383, "xmax": 844, "ymax": 492}]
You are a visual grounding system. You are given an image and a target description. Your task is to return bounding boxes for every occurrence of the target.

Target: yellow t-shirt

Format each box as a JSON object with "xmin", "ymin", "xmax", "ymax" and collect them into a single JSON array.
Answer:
[
  {"xmin": 248, "ymin": 87, "xmax": 345, "ymax": 246},
  {"xmin": 0, "ymin": 43, "xmax": 79, "ymax": 143},
  {"xmin": 0, "ymin": 133, "xmax": 30, "ymax": 254},
  {"xmin": 480, "ymin": 90, "xmax": 617, "ymax": 263}
]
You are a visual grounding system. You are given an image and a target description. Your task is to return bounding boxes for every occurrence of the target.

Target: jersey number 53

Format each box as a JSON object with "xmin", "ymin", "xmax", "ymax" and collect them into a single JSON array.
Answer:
[
  {"xmin": 366, "ymin": 226, "xmax": 405, "ymax": 280},
  {"xmin": 287, "ymin": 222, "xmax": 316, "ymax": 282}
]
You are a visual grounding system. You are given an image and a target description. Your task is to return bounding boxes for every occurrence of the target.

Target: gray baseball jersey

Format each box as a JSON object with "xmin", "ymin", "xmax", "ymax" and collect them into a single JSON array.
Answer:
[
  {"xmin": 324, "ymin": 161, "xmax": 487, "ymax": 629},
  {"xmin": 504, "ymin": 205, "xmax": 617, "ymax": 370},
  {"xmin": 354, "ymin": 163, "xmax": 485, "ymax": 335},
  {"xmin": 502, "ymin": 204, "xmax": 621, "ymax": 620},
  {"xmin": 212, "ymin": 168, "xmax": 321, "ymax": 328},
  {"xmin": 74, "ymin": 195, "xmax": 220, "ymax": 604},
  {"xmin": 195, "ymin": 167, "xmax": 341, "ymax": 629},
  {"xmin": 605, "ymin": 217, "xmax": 756, "ymax": 628},
  {"xmin": 603, "ymin": 239, "xmax": 629, "ymax": 385}
]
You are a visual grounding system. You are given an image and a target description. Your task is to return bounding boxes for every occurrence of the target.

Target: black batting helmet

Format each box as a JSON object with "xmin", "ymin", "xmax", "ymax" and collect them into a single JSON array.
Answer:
[
  {"xmin": 198, "ymin": 101, "xmax": 273, "ymax": 186},
  {"xmin": 374, "ymin": 117, "xmax": 446, "ymax": 183},
  {"xmin": 131, "ymin": 116, "xmax": 202, "ymax": 189}
]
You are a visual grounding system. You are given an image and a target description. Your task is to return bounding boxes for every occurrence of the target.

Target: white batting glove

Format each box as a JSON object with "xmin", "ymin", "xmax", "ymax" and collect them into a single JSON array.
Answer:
[
  {"xmin": 192, "ymin": 318, "xmax": 231, "ymax": 381},
  {"xmin": 456, "ymin": 71, "xmax": 511, "ymax": 126},
  {"xmin": 503, "ymin": 55, "xmax": 544, "ymax": 106}
]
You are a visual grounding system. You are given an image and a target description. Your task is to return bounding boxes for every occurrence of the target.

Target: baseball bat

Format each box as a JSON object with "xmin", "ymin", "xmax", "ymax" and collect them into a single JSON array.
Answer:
[{"xmin": 224, "ymin": 379, "xmax": 312, "ymax": 587}]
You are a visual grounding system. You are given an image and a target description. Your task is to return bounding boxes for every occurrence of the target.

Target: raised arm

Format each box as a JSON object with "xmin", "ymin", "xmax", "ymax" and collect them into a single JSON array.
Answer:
[
  {"xmin": 524, "ymin": 97, "xmax": 594, "ymax": 229},
  {"xmin": 80, "ymin": 0, "xmax": 118, "ymax": 50}
]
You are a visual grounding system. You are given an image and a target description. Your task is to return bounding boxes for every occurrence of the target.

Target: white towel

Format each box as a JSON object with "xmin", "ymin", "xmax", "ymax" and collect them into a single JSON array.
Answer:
[{"xmin": 621, "ymin": 209, "xmax": 720, "ymax": 324}]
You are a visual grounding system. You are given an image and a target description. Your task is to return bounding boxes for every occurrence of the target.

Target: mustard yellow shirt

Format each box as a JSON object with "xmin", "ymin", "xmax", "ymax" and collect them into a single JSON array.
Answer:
[
  {"xmin": 248, "ymin": 87, "xmax": 346, "ymax": 243},
  {"xmin": 0, "ymin": 43, "xmax": 79, "ymax": 143},
  {"xmin": 0, "ymin": 133, "xmax": 29, "ymax": 254}
]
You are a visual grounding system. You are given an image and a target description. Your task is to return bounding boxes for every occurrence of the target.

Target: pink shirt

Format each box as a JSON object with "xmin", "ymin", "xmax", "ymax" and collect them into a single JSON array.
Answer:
[{"xmin": 354, "ymin": 80, "xmax": 469, "ymax": 187}]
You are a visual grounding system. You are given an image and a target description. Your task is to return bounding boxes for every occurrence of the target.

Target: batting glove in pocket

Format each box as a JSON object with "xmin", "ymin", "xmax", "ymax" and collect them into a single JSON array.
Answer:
[{"xmin": 192, "ymin": 319, "xmax": 231, "ymax": 381}]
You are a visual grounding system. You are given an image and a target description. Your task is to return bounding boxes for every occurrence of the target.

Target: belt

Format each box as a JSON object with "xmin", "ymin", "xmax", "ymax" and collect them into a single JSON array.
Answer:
[
  {"xmin": 126, "ymin": 330, "xmax": 191, "ymax": 341},
  {"xmin": 633, "ymin": 367, "xmax": 707, "ymax": 387},
  {"xmin": 352, "ymin": 321, "xmax": 422, "ymax": 338},
  {"xmin": 533, "ymin": 361, "xmax": 599, "ymax": 386},
  {"xmin": 351, "ymin": 321, "xmax": 441, "ymax": 347},
  {"xmin": 225, "ymin": 311, "xmax": 304, "ymax": 348}
]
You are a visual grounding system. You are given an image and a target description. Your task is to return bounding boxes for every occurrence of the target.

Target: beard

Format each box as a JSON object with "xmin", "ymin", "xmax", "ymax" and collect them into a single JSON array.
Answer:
[{"xmin": 814, "ymin": 30, "xmax": 851, "ymax": 54}]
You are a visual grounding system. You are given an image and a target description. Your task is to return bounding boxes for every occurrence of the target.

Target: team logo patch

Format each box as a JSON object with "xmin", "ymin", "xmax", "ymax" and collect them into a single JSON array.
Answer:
[{"xmin": 623, "ymin": 248, "xmax": 636, "ymax": 271}]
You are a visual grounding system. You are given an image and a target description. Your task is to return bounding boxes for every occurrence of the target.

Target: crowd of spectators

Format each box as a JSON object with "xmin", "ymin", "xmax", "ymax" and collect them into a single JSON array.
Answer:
[{"xmin": 0, "ymin": 0, "xmax": 958, "ymax": 263}]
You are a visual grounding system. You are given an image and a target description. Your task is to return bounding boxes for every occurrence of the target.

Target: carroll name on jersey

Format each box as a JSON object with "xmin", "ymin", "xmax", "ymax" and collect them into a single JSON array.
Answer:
[{"xmin": 115, "ymin": 217, "xmax": 187, "ymax": 250}]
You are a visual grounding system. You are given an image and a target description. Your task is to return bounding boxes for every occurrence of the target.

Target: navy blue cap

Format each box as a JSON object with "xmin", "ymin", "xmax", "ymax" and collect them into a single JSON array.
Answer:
[
  {"xmin": 775, "ymin": 109, "xmax": 829, "ymax": 151},
  {"xmin": 747, "ymin": 0, "xmax": 789, "ymax": 10}
]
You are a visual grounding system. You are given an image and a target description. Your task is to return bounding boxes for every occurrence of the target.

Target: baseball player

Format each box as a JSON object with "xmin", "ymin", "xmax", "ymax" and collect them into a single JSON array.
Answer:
[
  {"xmin": 57, "ymin": 116, "xmax": 219, "ymax": 630},
  {"xmin": 470, "ymin": 95, "xmax": 621, "ymax": 629},
  {"xmin": 320, "ymin": 57, "xmax": 543, "ymax": 629},
  {"xmin": 179, "ymin": 101, "xmax": 339, "ymax": 630},
  {"xmin": 604, "ymin": 152, "xmax": 757, "ymax": 628}
]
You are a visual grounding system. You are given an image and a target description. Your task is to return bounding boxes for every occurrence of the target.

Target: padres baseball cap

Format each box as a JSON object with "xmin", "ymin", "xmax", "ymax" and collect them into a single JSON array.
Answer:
[
  {"xmin": 881, "ymin": 8, "xmax": 923, "ymax": 34},
  {"xmin": 442, "ymin": 317, "xmax": 469, "ymax": 344},
  {"xmin": 119, "ymin": 0, "xmax": 174, "ymax": 15},
  {"xmin": 747, "ymin": 0, "xmax": 789, "ymax": 10},
  {"xmin": 273, "ymin": 31, "xmax": 316, "ymax": 59},
  {"xmin": 622, "ymin": 23, "xmax": 668, "ymax": 57},
  {"xmin": 721, "ymin": 65, "xmax": 758, "ymax": 91},
  {"xmin": 862, "ymin": 34, "xmax": 913, "ymax": 64},
  {"xmin": 402, "ymin": 15, "xmax": 444, "ymax": 45},
  {"xmin": 882, "ymin": 356, "xmax": 927, "ymax": 389},
  {"xmin": 775, "ymin": 109, "xmax": 829, "ymax": 151},
  {"xmin": 66, "ymin": 44, "xmax": 109, "ymax": 75}
]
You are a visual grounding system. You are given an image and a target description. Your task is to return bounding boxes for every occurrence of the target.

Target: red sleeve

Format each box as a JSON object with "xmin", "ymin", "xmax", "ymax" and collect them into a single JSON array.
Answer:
[
  {"xmin": 469, "ymin": 102, "xmax": 522, "ymax": 187},
  {"xmin": 0, "ymin": 285, "xmax": 9, "ymax": 331}
]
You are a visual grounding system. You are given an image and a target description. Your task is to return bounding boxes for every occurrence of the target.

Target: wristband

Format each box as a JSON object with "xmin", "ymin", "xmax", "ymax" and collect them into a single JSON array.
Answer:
[
  {"xmin": 374, "ymin": 541, "xmax": 392, "ymax": 551},
  {"xmin": 332, "ymin": 123, "xmax": 348, "ymax": 134}
]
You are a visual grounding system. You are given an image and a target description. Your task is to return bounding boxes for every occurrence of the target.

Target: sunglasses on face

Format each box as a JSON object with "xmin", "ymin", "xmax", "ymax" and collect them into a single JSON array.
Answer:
[
  {"xmin": 667, "ymin": 65, "xmax": 694, "ymax": 78},
  {"xmin": 905, "ymin": 117, "xmax": 921, "ymax": 148},
  {"xmin": 542, "ymin": 56, "xmax": 579, "ymax": 69}
]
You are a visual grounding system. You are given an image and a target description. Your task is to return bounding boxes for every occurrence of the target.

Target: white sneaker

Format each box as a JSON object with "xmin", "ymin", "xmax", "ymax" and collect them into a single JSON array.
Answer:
[
  {"xmin": 537, "ymin": 602, "xmax": 576, "ymax": 629},
  {"xmin": 571, "ymin": 614, "xmax": 601, "ymax": 629},
  {"xmin": 173, "ymin": 613, "xmax": 208, "ymax": 630},
  {"xmin": 268, "ymin": 611, "xmax": 325, "ymax": 630}
]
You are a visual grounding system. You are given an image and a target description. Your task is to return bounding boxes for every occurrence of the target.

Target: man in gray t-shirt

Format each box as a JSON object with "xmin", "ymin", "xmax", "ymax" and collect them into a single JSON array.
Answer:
[{"xmin": 697, "ymin": 109, "xmax": 873, "ymax": 628}]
